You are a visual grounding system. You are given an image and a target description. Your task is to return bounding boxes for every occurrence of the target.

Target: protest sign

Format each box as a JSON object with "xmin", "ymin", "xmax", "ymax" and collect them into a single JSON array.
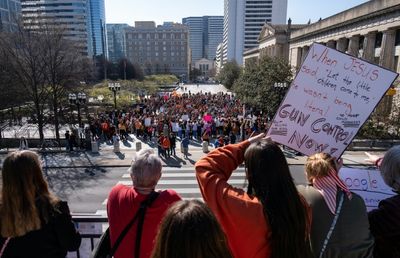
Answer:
[
  {"xmin": 267, "ymin": 43, "xmax": 398, "ymax": 156},
  {"xmin": 338, "ymin": 168, "xmax": 396, "ymax": 211},
  {"xmin": 144, "ymin": 117, "xmax": 151, "ymax": 127}
]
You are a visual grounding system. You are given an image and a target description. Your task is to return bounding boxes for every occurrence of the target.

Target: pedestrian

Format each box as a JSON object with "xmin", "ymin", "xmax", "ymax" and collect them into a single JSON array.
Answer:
[
  {"xmin": 19, "ymin": 137, "xmax": 29, "ymax": 150},
  {"xmin": 65, "ymin": 130, "xmax": 70, "ymax": 151},
  {"xmin": 0, "ymin": 151, "xmax": 81, "ymax": 257},
  {"xmin": 112, "ymin": 132, "xmax": 120, "ymax": 153},
  {"xmin": 169, "ymin": 133, "xmax": 176, "ymax": 156},
  {"xmin": 181, "ymin": 136, "xmax": 190, "ymax": 159},
  {"xmin": 161, "ymin": 135, "xmax": 171, "ymax": 158},
  {"xmin": 297, "ymin": 153, "xmax": 374, "ymax": 258},
  {"xmin": 151, "ymin": 200, "xmax": 232, "ymax": 258},
  {"xmin": 107, "ymin": 149, "xmax": 181, "ymax": 258},
  {"xmin": 69, "ymin": 131, "xmax": 76, "ymax": 151},
  {"xmin": 365, "ymin": 147, "xmax": 400, "ymax": 258},
  {"xmin": 195, "ymin": 133, "xmax": 312, "ymax": 258}
]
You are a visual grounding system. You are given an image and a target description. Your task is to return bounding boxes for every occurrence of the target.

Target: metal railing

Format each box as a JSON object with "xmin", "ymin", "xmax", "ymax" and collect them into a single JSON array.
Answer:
[{"xmin": 70, "ymin": 215, "xmax": 108, "ymax": 258}]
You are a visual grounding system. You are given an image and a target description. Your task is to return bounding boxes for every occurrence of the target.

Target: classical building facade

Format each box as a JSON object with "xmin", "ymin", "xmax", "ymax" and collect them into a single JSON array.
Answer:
[
  {"xmin": 243, "ymin": 20, "xmax": 306, "ymax": 65},
  {"xmin": 0, "ymin": 0, "xmax": 21, "ymax": 31},
  {"xmin": 222, "ymin": 0, "xmax": 287, "ymax": 65},
  {"xmin": 125, "ymin": 21, "xmax": 189, "ymax": 78},
  {"xmin": 289, "ymin": 0, "xmax": 400, "ymax": 116},
  {"xmin": 194, "ymin": 58, "xmax": 215, "ymax": 77}
]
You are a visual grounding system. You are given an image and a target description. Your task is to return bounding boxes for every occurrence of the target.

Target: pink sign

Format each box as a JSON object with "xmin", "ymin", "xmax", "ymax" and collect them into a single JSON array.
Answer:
[{"xmin": 203, "ymin": 114, "xmax": 212, "ymax": 122}]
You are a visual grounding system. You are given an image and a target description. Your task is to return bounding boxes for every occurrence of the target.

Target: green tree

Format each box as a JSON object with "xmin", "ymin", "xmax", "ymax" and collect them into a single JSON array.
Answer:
[
  {"xmin": 217, "ymin": 60, "xmax": 241, "ymax": 89},
  {"xmin": 233, "ymin": 56, "xmax": 293, "ymax": 116}
]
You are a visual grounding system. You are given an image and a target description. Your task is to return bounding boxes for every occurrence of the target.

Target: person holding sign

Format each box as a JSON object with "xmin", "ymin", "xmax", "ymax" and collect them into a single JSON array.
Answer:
[
  {"xmin": 195, "ymin": 133, "xmax": 312, "ymax": 258},
  {"xmin": 297, "ymin": 153, "xmax": 374, "ymax": 258},
  {"xmin": 366, "ymin": 146, "xmax": 400, "ymax": 258}
]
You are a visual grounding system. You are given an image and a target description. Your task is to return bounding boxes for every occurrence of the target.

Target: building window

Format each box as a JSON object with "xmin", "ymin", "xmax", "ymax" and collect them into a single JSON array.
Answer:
[
  {"xmin": 395, "ymin": 29, "xmax": 400, "ymax": 46},
  {"xmin": 375, "ymin": 32, "xmax": 383, "ymax": 48}
]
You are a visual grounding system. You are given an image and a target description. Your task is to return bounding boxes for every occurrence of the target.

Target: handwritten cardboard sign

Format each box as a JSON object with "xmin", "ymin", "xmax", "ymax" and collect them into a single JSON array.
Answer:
[
  {"xmin": 338, "ymin": 168, "xmax": 396, "ymax": 211},
  {"xmin": 268, "ymin": 43, "xmax": 398, "ymax": 156}
]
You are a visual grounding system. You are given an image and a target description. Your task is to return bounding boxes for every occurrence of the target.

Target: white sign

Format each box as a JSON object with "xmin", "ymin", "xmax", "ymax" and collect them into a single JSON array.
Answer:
[
  {"xmin": 268, "ymin": 43, "xmax": 398, "ymax": 156},
  {"xmin": 144, "ymin": 117, "xmax": 152, "ymax": 127},
  {"xmin": 338, "ymin": 168, "xmax": 396, "ymax": 211},
  {"xmin": 181, "ymin": 114, "xmax": 189, "ymax": 121}
]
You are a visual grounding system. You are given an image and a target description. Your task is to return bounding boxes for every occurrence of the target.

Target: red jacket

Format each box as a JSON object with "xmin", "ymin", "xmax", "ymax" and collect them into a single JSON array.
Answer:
[
  {"xmin": 195, "ymin": 141, "xmax": 272, "ymax": 258},
  {"xmin": 107, "ymin": 184, "xmax": 181, "ymax": 258}
]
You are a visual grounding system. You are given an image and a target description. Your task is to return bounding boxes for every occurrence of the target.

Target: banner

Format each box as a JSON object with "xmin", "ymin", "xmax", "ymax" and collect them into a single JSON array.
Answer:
[
  {"xmin": 268, "ymin": 43, "xmax": 398, "ymax": 156},
  {"xmin": 338, "ymin": 168, "xmax": 396, "ymax": 211}
]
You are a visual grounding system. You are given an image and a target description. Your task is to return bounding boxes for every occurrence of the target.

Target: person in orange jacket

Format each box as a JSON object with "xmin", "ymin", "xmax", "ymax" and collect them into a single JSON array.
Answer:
[{"xmin": 195, "ymin": 133, "xmax": 311, "ymax": 258}]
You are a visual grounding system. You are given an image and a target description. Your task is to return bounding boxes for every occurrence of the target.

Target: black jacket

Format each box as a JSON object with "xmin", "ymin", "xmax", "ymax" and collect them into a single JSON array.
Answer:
[{"xmin": 0, "ymin": 201, "xmax": 81, "ymax": 258}]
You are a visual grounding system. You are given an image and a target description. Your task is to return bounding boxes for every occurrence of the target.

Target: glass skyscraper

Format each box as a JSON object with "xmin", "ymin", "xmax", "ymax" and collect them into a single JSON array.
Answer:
[
  {"xmin": 0, "ymin": 0, "xmax": 21, "ymax": 31},
  {"xmin": 88, "ymin": 0, "xmax": 106, "ymax": 58},
  {"xmin": 106, "ymin": 23, "xmax": 129, "ymax": 62},
  {"xmin": 182, "ymin": 16, "xmax": 223, "ymax": 64},
  {"xmin": 21, "ymin": 0, "xmax": 106, "ymax": 58}
]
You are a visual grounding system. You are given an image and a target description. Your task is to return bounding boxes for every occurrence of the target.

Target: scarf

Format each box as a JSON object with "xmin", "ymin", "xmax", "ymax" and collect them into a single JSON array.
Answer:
[{"xmin": 313, "ymin": 169, "xmax": 352, "ymax": 214}]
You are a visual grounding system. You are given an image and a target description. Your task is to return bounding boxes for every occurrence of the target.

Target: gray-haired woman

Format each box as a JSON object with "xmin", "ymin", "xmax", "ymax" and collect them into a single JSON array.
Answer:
[
  {"xmin": 366, "ymin": 146, "xmax": 400, "ymax": 258},
  {"xmin": 107, "ymin": 149, "xmax": 181, "ymax": 258}
]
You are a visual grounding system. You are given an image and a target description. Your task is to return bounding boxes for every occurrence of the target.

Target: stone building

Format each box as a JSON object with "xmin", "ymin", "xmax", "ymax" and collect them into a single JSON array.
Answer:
[
  {"xmin": 125, "ymin": 21, "xmax": 189, "ymax": 79},
  {"xmin": 243, "ymin": 20, "xmax": 306, "ymax": 65},
  {"xmin": 289, "ymin": 0, "xmax": 400, "ymax": 116}
]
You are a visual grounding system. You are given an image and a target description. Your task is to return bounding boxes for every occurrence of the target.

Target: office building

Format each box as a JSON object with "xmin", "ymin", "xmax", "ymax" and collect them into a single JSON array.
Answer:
[
  {"xmin": 223, "ymin": 0, "xmax": 287, "ymax": 65},
  {"xmin": 107, "ymin": 23, "xmax": 128, "ymax": 62},
  {"xmin": 87, "ymin": 0, "xmax": 106, "ymax": 57},
  {"xmin": 21, "ymin": 0, "xmax": 106, "ymax": 57},
  {"xmin": 125, "ymin": 21, "xmax": 189, "ymax": 78},
  {"xmin": 0, "ymin": 0, "xmax": 21, "ymax": 31},
  {"xmin": 182, "ymin": 16, "xmax": 223, "ymax": 64}
]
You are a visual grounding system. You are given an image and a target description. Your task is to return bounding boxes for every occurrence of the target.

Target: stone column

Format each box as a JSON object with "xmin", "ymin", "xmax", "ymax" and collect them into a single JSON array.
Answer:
[
  {"xmin": 362, "ymin": 32, "xmax": 376, "ymax": 62},
  {"xmin": 379, "ymin": 29, "xmax": 396, "ymax": 69},
  {"xmin": 326, "ymin": 40, "xmax": 336, "ymax": 49},
  {"xmin": 378, "ymin": 29, "xmax": 396, "ymax": 116},
  {"xmin": 348, "ymin": 35, "xmax": 360, "ymax": 56},
  {"xmin": 336, "ymin": 38, "xmax": 348, "ymax": 52},
  {"xmin": 301, "ymin": 45, "xmax": 310, "ymax": 62},
  {"xmin": 296, "ymin": 47, "xmax": 302, "ymax": 67}
]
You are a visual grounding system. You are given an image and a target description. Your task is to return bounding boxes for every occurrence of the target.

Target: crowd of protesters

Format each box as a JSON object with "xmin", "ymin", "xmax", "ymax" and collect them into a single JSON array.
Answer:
[{"xmin": 85, "ymin": 91, "xmax": 270, "ymax": 156}]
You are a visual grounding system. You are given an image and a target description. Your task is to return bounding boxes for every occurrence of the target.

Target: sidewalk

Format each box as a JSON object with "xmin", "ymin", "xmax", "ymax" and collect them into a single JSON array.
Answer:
[{"xmin": 0, "ymin": 134, "xmax": 385, "ymax": 168}]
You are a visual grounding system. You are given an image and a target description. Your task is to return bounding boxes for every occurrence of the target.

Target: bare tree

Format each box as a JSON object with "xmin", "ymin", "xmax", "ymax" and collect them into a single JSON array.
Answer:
[
  {"xmin": 40, "ymin": 24, "xmax": 92, "ymax": 142},
  {"xmin": 0, "ymin": 20, "xmax": 94, "ymax": 142},
  {"xmin": 0, "ymin": 24, "xmax": 49, "ymax": 141}
]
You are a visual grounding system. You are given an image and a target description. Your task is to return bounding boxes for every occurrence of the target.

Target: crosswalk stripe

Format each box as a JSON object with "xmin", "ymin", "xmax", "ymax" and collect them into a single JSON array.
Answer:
[
  {"xmin": 121, "ymin": 172, "xmax": 245, "ymax": 178},
  {"xmin": 118, "ymin": 180, "xmax": 247, "ymax": 186}
]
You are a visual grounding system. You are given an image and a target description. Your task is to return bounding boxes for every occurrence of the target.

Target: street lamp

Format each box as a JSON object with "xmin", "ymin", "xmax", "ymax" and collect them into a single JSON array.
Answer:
[
  {"xmin": 69, "ymin": 92, "xmax": 86, "ymax": 127},
  {"xmin": 108, "ymin": 82, "xmax": 121, "ymax": 109}
]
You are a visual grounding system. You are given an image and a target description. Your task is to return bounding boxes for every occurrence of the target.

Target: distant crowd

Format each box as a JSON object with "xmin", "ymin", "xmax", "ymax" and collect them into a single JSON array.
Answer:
[{"xmin": 86, "ymin": 91, "xmax": 270, "ymax": 151}]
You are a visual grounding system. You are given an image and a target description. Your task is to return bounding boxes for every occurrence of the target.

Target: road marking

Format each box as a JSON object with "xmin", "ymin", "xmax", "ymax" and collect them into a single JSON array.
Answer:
[
  {"xmin": 118, "ymin": 179, "xmax": 246, "ymax": 185},
  {"xmin": 121, "ymin": 172, "xmax": 245, "ymax": 178}
]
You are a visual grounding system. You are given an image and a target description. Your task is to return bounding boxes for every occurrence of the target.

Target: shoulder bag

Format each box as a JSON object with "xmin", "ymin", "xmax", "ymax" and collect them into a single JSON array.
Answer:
[
  {"xmin": 91, "ymin": 191, "xmax": 160, "ymax": 258},
  {"xmin": 319, "ymin": 191, "xmax": 345, "ymax": 258}
]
